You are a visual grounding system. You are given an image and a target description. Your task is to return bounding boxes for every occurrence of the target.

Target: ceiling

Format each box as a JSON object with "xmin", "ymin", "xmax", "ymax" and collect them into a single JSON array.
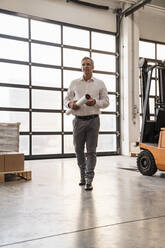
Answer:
[
  {"xmin": 67, "ymin": 0, "xmax": 165, "ymax": 11},
  {"xmin": 116, "ymin": 0, "xmax": 165, "ymax": 10},
  {"xmin": 151, "ymin": 0, "xmax": 165, "ymax": 9}
]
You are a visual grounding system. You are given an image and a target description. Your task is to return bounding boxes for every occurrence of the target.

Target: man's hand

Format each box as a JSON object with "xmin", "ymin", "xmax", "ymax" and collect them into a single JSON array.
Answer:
[
  {"xmin": 85, "ymin": 98, "xmax": 96, "ymax": 106},
  {"xmin": 68, "ymin": 100, "xmax": 80, "ymax": 110}
]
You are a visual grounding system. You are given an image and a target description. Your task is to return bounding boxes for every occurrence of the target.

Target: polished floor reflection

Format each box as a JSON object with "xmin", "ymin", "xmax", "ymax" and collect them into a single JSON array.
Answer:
[{"xmin": 1, "ymin": 155, "xmax": 165, "ymax": 248}]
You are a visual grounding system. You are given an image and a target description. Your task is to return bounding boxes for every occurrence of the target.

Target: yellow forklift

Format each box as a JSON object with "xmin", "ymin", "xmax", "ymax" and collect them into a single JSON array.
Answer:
[{"xmin": 137, "ymin": 58, "xmax": 165, "ymax": 176}]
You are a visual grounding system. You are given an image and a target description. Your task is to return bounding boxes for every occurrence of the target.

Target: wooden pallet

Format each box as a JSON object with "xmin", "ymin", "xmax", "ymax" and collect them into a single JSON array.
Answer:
[{"xmin": 0, "ymin": 170, "xmax": 32, "ymax": 183}]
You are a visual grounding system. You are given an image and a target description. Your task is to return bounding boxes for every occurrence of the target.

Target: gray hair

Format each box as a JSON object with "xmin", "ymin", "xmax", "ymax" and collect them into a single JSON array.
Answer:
[{"xmin": 81, "ymin": 57, "xmax": 94, "ymax": 66}]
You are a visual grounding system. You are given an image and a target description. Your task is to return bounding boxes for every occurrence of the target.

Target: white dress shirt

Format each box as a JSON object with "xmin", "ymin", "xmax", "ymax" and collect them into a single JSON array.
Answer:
[{"xmin": 64, "ymin": 76, "xmax": 109, "ymax": 116}]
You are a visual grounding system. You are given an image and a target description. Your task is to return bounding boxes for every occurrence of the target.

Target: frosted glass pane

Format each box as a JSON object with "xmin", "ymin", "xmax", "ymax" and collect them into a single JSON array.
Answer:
[
  {"xmin": 147, "ymin": 62, "xmax": 156, "ymax": 77},
  {"xmin": 32, "ymin": 67, "xmax": 61, "ymax": 87},
  {"xmin": 157, "ymin": 44, "xmax": 165, "ymax": 61},
  {"xmin": 32, "ymin": 90, "xmax": 61, "ymax": 109},
  {"xmin": 139, "ymin": 41, "xmax": 155, "ymax": 59},
  {"xmin": 32, "ymin": 113, "xmax": 61, "ymax": 131},
  {"xmin": 0, "ymin": 87, "xmax": 29, "ymax": 108},
  {"xmin": 106, "ymin": 95, "xmax": 116, "ymax": 112},
  {"xmin": 139, "ymin": 97, "xmax": 142, "ymax": 114},
  {"xmin": 93, "ymin": 73, "xmax": 116, "ymax": 92},
  {"xmin": 100, "ymin": 114, "xmax": 116, "ymax": 131},
  {"xmin": 32, "ymin": 89, "xmax": 61, "ymax": 109},
  {"xmin": 0, "ymin": 13, "xmax": 28, "ymax": 38},
  {"xmin": 32, "ymin": 135, "xmax": 61, "ymax": 154},
  {"xmin": 63, "ymin": 26, "xmax": 89, "ymax": 48},
  {"xmin": 150, "ymin": 80, "xmax": 156, "ymax": 95},
  {"xmin": 157, "ymin": 80, "xmax": 160, "ymax": 96},
  {"xmin": 97, "ymin": 134, "xmax": 116, "ymax": 152},
  {"xmin": 92, "ymin": 32, "xmax": 115, "ymax": 52},
  {"xmin": 20, "ymin": 135, "xmax": 29, "ymax": 155},
  {"xmin": 31, "ymin": 20, "xmax": 61, "ymax": 43},
  {"xmin": 140, "ymin": 116, "xmax": 142, "ymax": 131},
  {"xmin": 64, "ymin": 135, "xmax": 75, "ymax": 153},
  {"xmin": 63, "ymin": 48, "xmax": 89, "ymax": 68},
  {"xmin": 0, "ymin": 38, "xmax": 29, "ymax": 61},
  {"xmin": 64, "ymin": 114, "xmax": 74, "ymax": 131},
  {"xmin": 0, "ymin": 111, "xmax": 29, "ymax": 131},
  {"xmin": 0, "ymin": 62, "xmax": 29, "ymax": 85},
  {"xmin": 92, "ymin": 53, "xmax": 115, "ymax": 72},
  {"xmin": 63, "ymin": 70, "xmax": 82, "ymax": 88},
  {"xmin": 139, "ymin": 79, "xmax": 141, "ymax": 95},
  {"xmin": 31, "ymin": 43, "xmax": 61, "ymax": 65},
  {"xmin": 149, "ymin": 98, "xmax": 155, "ymax": 114},
  {"xmin": 152, "ymin": 68, "xmax": 156, "ymax": 78}
]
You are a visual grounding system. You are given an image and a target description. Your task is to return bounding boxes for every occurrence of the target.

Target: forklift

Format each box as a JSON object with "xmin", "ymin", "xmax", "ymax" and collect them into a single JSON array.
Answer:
[{"xmin": 137, "ymin": 58, "xmax": 165, "ymax": 176}]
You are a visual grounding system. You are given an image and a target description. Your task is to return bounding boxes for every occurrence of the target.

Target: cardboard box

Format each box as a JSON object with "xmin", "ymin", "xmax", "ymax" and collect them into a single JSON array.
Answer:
[
  {"xmin": 5, "ymin": 153, "xmax": 24, "ymax": 172},
  {"xmin": 0, "ymin": 152, "xmax": 24, "ymax": 172},
  {"xmin": 0, "ymin": 154, "xmax": 5, "ymax": 172}
]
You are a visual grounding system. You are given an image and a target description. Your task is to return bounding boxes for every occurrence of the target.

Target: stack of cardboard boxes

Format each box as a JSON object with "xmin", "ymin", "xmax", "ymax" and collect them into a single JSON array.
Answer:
[{"xmin": 0, "ymin": 122, "xmax": 31, "ymax": 182}]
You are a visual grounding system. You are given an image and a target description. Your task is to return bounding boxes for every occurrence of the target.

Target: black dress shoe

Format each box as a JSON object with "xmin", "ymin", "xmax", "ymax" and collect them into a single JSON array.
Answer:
[
  {"xmin": 79, "ymin": 179, "xmax": 85, "ymax": 186},
  {"xmin": 84, "ymin": 183, "xmax": 93, "ymax": 191}
]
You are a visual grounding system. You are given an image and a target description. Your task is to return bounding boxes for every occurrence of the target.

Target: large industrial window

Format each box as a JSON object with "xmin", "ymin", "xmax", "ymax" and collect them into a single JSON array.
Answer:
[
  {"xmin": 139, "ymin": 39, "xmax": 165, "ymax": 128},
  {"xmin": 0, "ymin": 10, "xmax": 119, "ymax": 159}
]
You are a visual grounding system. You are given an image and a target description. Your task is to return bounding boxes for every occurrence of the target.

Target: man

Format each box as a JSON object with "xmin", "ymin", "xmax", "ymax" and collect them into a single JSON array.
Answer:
[{"xmin": 64, "ymin": 57, "xmax": 109, "ymax": 191}]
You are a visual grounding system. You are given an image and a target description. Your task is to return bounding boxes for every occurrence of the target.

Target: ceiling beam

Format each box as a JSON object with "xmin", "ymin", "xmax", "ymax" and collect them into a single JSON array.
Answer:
[
  {"xmin": 121, "ymin": 0, "xmax": 152, "ymax": 17},
  {"xmin": 66, "ymin": 0, "xmax": 109, "ymax": 10}
]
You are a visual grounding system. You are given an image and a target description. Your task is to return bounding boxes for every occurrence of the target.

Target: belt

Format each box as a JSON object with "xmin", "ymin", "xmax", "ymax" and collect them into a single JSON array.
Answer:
[{"xmin": 76, "ymin": 115, "xmax": 98, "ymax": 120}]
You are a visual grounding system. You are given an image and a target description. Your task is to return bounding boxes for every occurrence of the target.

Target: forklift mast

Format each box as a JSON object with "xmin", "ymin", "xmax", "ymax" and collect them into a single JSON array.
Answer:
[{"xmin": 139, "ymin": 58, "xmax": 165, "ymax": 144}]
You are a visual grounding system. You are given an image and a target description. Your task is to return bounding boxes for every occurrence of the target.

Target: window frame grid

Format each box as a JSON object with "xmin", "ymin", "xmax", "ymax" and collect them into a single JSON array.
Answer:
[
  {"xmin": 139, "ymin": 38, "xmax": 165, "ymax": 124},
  {"xmin": 0, "ymin": 8, "xmax": 119, "ymax": 159}
]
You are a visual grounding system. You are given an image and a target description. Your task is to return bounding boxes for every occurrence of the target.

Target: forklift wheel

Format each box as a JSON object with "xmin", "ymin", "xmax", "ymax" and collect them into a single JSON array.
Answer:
[{"xmin": 137, "ymin": 150, "xmax": 157, "ymax": 176}]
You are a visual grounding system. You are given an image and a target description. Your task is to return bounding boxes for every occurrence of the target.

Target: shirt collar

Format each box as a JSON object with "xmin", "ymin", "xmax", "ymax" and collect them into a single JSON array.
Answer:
[{"xmin": 80, "ymin": 76, "xmax": 94, "ymax": 82}]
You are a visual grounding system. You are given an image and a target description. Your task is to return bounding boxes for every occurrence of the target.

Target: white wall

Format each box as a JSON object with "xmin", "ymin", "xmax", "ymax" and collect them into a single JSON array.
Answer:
[
  {"xmin": 120, "ymin": 4, "xmax": 165, "ymax": 155},
  {"xmin": 0, "ymin": 0, "xmax": 165, "ymax": 155},
  {"xmin": 120, "ymin": 7, "xmax": 140, "ymax": 155},
  {"xmin": 139, "ymin": 7, "xmax": 165, "ymax": 43},
  {"xmin": 0, "ymin": 0, "xmax": 117, "ymax": 32}
]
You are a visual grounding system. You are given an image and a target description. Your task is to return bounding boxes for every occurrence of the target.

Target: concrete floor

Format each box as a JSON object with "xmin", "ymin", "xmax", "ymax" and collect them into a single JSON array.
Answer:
[{"xmin": 1, "ymin": 155, "xmax": 165, "ymax": 248}]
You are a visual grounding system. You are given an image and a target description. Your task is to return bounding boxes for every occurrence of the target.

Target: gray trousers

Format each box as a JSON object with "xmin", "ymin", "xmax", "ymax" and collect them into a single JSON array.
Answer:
[{"xmin": 73, "ymin": 116, "xmax": 100, "ymax": 181}]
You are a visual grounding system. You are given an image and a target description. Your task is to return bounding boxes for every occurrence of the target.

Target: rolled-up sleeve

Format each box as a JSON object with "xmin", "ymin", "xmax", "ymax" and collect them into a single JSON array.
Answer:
[
  {"xmin": 64, "ymin": 82, "xmax": 75, "ymax": 109},
  {"xmin": 95, "ymin": 82, "xmax": 109, "ymax": 109}
]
